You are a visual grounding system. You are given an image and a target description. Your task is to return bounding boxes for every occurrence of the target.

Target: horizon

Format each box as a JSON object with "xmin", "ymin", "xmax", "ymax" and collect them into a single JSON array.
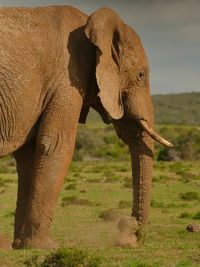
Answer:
[{"xmin": 152, "ymin": 91, "xmax": 200, "ymax": 96}]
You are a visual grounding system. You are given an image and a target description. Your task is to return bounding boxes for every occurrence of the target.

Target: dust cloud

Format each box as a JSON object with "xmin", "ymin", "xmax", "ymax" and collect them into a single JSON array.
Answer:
[{"xmin": 115, "ymin": 215, "xmax": 139, "ymax": 248}]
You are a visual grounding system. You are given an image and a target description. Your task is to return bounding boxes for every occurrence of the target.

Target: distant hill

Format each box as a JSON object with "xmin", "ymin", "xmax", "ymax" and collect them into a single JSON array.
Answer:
[
  {"xmin": 153, "ymin": 92, "xmax": 200, "ymax": 125},
  {"xmin": 87, "ymin": 92, "xmax": 200, "ymax": 125}
]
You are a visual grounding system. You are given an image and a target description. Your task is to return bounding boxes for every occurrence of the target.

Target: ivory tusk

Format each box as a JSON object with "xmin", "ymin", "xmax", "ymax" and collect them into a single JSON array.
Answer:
[{"xmin": 139, "ymin": 120, "xmax": 174, "ymax": 147}]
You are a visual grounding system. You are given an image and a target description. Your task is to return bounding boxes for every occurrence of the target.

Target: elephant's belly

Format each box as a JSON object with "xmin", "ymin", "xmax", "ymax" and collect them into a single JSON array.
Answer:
[
  {"xmin": 0, "ymin": 70, "xmax": 44, "ymax": 156},
  {"xmin": 0, "ymin": 120, "xmax": 36, "ymax": 157},
  {"xmin": 0, "ymin": 47, "xmax": 47, "ymax": 157},
  {"xmin": 0, "ymin": 100, "xmax": 40, "ymax": 157},
  {"xmin": 0, "ymin": 141, "xmax": 21, "ymax": 157},
  {"xmin": 0, "ymin": 117, "xmax": 38, "ymax": 157}
]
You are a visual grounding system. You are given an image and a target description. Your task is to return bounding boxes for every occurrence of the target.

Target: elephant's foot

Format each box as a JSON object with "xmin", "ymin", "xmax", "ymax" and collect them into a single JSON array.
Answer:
[
  {"xmin": 13, "ymin": 236, "xmax": 59, "ymax": 250},
  {"xmin": 116, "ymin": 216, "xmax": 139, "ymax": 248},
  {"xmin": 0, "ymin": 233, "xmax": 12, "ymax": 251}
]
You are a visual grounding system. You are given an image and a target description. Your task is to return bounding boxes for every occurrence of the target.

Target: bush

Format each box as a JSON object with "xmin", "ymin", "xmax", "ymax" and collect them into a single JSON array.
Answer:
[
  {"xmin": 151, "ymin": 200, "xmax": 165, "ymax": 208},
  {"xmin": 193, "ymin": 211, "xmax": 200, "ymax": 220},
  {"xmin": 0, "ymin": 167, "xmax": 9, "ymax": 173},
  {"xmin": 73, "ymin": 126, "xmax": 103, "ymax": 161},
  {"xmin": 169, "ymin": 162, "xmax": 190, "ymax": 175},
  {"xmin": 98, "ymin": 209, "xmax": 122, "ymax": 221},
  {"xmin": 122, "ymin": 176, "xmax": 132, "ymax": 188},
  {"xmin": 179, "ymin": 212, "xmax": 193, "ymax": 218},
  {"xmin": 118, "ymin": 200, "xmax": 132, "ymax": 209},
  {"xmin": 72, "ymin": 124, "xmax": 200, "ymax": 162},
  {"xmin": 65, "ymin": 184, "xmax": 77, "ymax": 190},
  {"xmin": 39, "ymin": 247, "xmax": 102, "ymax": 267},
  {"xmin": 62, "ymin": 196, "xmax": 93, "ymax": 207},
  {"xmin": 157, "ymin": 126, "xmax": 200, "ymax": 161},
  {"xmin": 157, "ymin": 147, "xmax": 180, "ymax": 161},
  {"xmin": 179, "ymin": 191, "xmax": 199, "ymax": 201}
]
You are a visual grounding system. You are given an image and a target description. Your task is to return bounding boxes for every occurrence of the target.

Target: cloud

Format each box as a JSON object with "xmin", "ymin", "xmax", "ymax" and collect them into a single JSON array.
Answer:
[
  {"xmin": 180, "ymin": 24, "xmax": 200, "ymax": 42},
  {"xmin": 151, "ymin": 64, "xmax": 200, "ymax": 94}
]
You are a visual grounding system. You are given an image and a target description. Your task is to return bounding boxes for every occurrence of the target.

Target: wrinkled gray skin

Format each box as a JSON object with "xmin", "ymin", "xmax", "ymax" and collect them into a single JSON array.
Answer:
[{"xmin": 0, "ymin": 6, "xmax": 172, "ymax": 250}]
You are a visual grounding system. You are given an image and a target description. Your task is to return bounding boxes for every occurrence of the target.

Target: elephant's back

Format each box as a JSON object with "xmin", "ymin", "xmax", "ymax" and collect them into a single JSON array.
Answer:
[
  {"xmin": 0, "ymin": 5, "xmax": 89, "ymax": 78},
  {"xmin": 0, "ymin": 6, "xmax": 88, "ymax": 34},
  {"xmin": 0, "ymin": 6, "xmax": 45, "ymax": 156},
  {"xmin": 0, "ymin": 6, "xmax": 88, "ymax": 156}
]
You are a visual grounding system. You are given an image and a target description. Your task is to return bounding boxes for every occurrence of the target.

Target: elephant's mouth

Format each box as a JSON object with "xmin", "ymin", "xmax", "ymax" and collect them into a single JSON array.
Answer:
[{"xmin": 139, "ymin": 119, "xmax": 173, "ymax": 147}]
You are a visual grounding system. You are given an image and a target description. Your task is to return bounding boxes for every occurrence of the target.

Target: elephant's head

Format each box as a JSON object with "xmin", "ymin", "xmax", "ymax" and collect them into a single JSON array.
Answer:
[{"xmin": 84, "ymin": 8, "xmax": 172, "ymax": 226}]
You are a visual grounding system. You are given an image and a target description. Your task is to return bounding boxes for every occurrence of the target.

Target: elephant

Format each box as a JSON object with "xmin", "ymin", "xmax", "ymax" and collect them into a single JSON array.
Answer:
[{"xmin": 0, "ymin": 5, "xmax": 173, "ymax": 250}]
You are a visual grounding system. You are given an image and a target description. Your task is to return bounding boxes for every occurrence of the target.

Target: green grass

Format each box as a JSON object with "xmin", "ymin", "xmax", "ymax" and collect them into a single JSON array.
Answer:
[
  {"xmin": 23, "ymin": 247, "xmax": 103, "ymax": 266},
  {"xmin": 0, "ymin": 157, "xmax": 200, "ymax": 266},
  {"xmin": 179, "ymin": 191, "xmax": 200, "ymax": 201}
]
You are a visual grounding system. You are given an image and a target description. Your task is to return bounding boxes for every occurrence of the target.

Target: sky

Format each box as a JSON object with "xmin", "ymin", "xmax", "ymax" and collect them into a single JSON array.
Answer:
[{"xmin": 0, "ymin": 0, "xmax": 199, "ymax": 95}]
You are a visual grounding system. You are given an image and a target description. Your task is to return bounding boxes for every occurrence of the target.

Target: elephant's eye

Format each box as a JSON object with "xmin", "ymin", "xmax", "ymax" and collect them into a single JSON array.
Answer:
[{"xmin": 137, "ymin": 71, "xmax": 145, "ymax": 81}]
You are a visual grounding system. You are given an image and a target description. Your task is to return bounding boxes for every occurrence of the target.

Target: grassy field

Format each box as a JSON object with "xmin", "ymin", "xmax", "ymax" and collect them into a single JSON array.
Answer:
[{"xmin": 0, "ymin": 156, "xmax": 200, "ymax": 266}]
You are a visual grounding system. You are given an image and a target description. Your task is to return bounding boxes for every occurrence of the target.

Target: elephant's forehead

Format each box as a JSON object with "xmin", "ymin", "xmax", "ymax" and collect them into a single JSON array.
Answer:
[
  {"xmin": 124, "ymin": 26, "xmax": 149, "ymax": 69},
  {"xmin": 122, "ymin": 46, "xmax": 149, "ymax": 72}
]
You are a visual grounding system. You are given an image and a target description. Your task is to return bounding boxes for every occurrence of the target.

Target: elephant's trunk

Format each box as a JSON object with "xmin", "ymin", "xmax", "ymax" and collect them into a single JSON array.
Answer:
[{"xmin": 129, "ymin": 133, "xmax": 153, "ymax": 224}]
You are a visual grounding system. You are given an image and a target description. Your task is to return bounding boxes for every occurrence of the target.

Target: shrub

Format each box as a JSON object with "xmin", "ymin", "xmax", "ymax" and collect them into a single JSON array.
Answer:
[
  {"xmin": 179, "ymin": 212, "xmax": 193, "ymax": 218},
  {"xmin": 84, "ymin": 167, "xmax": 102, "ymax": 173},
  {"xmin": 102, "ymin": 170, "xmax": 121, "ymax": 183},
  {"xmin": 123, "ymin": 176, "xmax": 132, "ymax": 188},
  {"xmin": 169, "ymin": 162, "xmax": 190, "ymax": 175},
  {"xmin": 4, "ymin": 211, "xmax": 15, "ymax": 217},
  {"xmin": 68, "ymin": 164, "xmax": 82, "ymax": 173},
  {"xmin": 157, "ymin": 126, "xmax": 200, "ymax": 161},
  {"xmin": 0, "ymin": 167, "xmax": 8, "ymax": 173},
  {"xmin": 39, "ymin": 247, "xmax": 102, "ymax": 267},
  {"xmin": 0, "ymin": 180, "xmax": 6, "ymax": 187},
  {"xmin": 72, "ymin": 124, "xmax": 200, "ymax": 162},
  {"xmin": 62, "ymin": 196, "xmax": 93, "ymax": 207},
  {"xmin": 73, "ymin": 125, "xmax": 104, "ymax": 161},
  {"xmin": 118, "ymin": 200, "xmax": 132, "ymax": 209},
  {"xmin": 151, "ymin": 200, "xmax": 165, "ymax": 208},
  {"xmin": 193, "ymin": 211, "xmax": 200, "ymax": 220},
  {"xmin": 158, "ymin": 175, "xmax": 171, "ymax": 182},
  {"xmin": 152, "ymin": 176, "xmax": 160, "ymax": 182},
  {"xmin": 65, "ymin": 184, "xmax": 77, "ymax": 190},
  {"xmin": 87, "ymin": 178, "xmax": 102, "ymax": 183},
  {"xmin": 157, "ymin": 147, "xmax": 180, "ymax": 161},
  {"xmin": 116, "ymin": 166, "xmax": 129, "ymax": 172},
  {"xmin": 99, "ymin": 209, "xmax": 122, "ymax": 221},
  {"xmin": 179, "ymin": 192, "xmax": 199, "ymax": 201}
]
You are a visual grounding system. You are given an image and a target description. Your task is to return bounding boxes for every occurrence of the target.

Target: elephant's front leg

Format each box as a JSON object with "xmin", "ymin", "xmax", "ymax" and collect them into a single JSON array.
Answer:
[
  {"xmin": 22, "ymin": 149, "xmax": 73, "ymax": 249},
  {"xmin": 15, "ymin": 90, "xmax": 80, "ymax": 249}
]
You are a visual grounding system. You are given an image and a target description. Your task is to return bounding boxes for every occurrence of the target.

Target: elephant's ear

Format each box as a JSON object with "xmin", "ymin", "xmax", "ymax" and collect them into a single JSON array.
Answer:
[
  {"xmin": 85, "ymin": 8, "xmax": 124, "ymax": 120},
  {"xmin": 79, "ymin": 106, "xmax": 90, "ymax": 124}
]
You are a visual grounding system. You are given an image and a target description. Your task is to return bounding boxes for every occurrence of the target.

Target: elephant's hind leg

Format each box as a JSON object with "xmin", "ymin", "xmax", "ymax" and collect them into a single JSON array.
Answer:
[{"xmin": 12, "ymin": 140, "xmax": 36, "ymax": 249}]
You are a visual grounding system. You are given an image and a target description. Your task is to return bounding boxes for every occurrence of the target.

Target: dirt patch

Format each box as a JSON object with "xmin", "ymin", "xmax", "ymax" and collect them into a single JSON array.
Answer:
[{"xmin": 0, "ymin": 233, "xmax": 12, "ymax": 251}]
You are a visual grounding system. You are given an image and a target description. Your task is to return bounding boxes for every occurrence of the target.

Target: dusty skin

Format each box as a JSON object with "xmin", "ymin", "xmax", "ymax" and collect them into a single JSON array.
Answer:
[{"xmin": 0, "ymin": 6, "xmax": 172, "ymax": 250}]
